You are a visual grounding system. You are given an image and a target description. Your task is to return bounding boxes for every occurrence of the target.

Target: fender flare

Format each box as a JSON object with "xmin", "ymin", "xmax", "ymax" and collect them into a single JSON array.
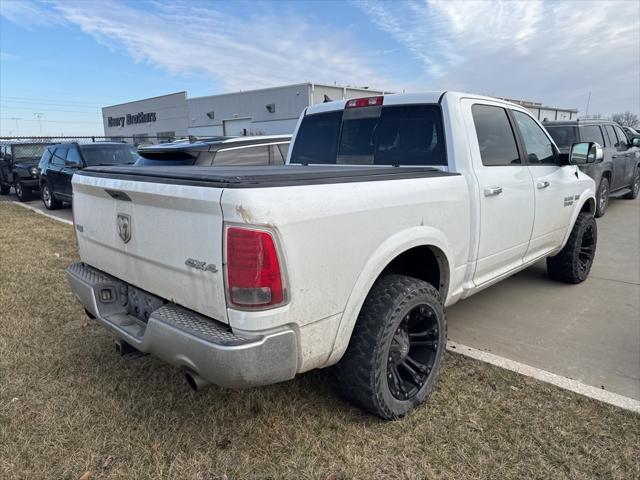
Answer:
[
  {"xmin": 561, "ymin": 189, "xmax": 596, "ymax": 248},
  {"xmin": 324, "ymin": 226, "xmax": 454, "ymax": 367}
]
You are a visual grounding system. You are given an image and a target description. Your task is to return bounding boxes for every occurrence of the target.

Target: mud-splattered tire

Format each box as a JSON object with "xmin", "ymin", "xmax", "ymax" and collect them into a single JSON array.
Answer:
[
  {"xmin": 336, "ymin": 274, "xmax": 447, "ymax": 420},
  {"xmin": 547, "ymin": 212, "xmax": 597, "ymax": 283},
  {"xmin": 595, "ymin": 177, "xmax": 609, "ymax": 218},
  {"xmin": 622, "ymin": 168, "xmax": 639, "ymax": 200}
]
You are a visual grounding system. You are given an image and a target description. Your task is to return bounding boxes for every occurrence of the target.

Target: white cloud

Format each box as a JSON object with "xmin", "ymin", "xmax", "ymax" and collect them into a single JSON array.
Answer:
[
  {"xmin": 42, "ymin": 0, "xmax": 391, "ymax": 92},
  {"xmin": 358, "ymin": 0, "xmax": 640, "ymax": 114}
]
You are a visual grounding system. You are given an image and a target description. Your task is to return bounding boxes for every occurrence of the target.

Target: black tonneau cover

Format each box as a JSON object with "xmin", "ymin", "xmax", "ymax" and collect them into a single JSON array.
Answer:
[{"xmin": 77, "ymin": 165, "xmax": 458, "ymax": 188}]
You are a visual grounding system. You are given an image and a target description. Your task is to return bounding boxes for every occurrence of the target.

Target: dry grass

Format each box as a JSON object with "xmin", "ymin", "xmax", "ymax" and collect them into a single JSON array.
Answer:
[{"xmin": 0, "ymin": 202, "xmax": 638, "ymax": 480}]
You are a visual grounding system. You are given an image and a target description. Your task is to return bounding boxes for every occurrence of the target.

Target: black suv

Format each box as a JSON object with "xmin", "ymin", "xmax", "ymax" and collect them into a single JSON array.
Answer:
[
  {"xmin": 38, "ymin": 142, "xmax": 142, "ymax": 209},
  {"xmin": 544, "ymin": 120, "xmax": 640, "ymax": 216},
  {"xmin": 0, "ymin": 141, "xmax": 49, "ymax": 201}
]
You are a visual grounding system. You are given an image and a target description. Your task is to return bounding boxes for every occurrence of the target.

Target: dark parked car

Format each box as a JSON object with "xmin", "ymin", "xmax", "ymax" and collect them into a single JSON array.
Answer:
[
  {"xmin": 38, "ymin": 142, "xmax": 142, "ymax": 210},
  {"xmin": 136, "ymin": 135, "xmax": 292, "ymax": 166},
  {"xmin": 0, "ymin": 141, "xmax": 49, "ymax": 201},
  {"xmin": 544, "ymin": 120, "xmax": 640, "ymax": 216}
]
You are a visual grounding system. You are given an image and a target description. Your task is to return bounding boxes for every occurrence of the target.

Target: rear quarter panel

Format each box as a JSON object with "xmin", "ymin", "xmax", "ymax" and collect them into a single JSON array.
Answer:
[{"xmin": 221, "ymin": 175, "xmax": 470, "ymax": 370}]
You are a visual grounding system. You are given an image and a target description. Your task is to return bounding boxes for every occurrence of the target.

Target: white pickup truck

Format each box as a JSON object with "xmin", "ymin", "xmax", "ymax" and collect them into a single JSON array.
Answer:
[{"xmin": 67, "ymin": 92, "xmax": 599, "ymax": 419}]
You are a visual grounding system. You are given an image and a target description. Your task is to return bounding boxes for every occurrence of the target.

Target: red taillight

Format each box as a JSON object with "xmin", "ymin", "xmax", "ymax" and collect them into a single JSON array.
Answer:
[
  {"xmin": 226, "ymin": 227, "xmax": 284, "ymax": 308},
  {"xmin": 345, "ymin": 96, "xmax": 383, "ymax": 108}
]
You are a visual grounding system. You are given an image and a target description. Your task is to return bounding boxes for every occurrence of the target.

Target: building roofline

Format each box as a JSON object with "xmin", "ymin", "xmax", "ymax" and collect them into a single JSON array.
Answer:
[
  {"xmin": 102, "ymin": 91, "xmax": 187, "ymax": 110},
  {"xmin": 188, "ymin": 82, "xmax": 392, "ymax": 102}
]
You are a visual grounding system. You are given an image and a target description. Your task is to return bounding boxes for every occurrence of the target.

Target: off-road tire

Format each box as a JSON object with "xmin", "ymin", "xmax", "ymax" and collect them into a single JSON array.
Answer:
[
  {"xmin": 547, "ymin": 212, "xmax": 597, "ymax": 283},
  {"xmin": 595, "ymin": 177, "xmax": 609, "ymax": 217},
  {"xmin": 622, "ymin": 168, "xmax": 639, "ymax": 200},
  {"xmin": 14, "ymin": 182, "xmax": 32, "ymax": 202},
  {"xmin": 336, "ymin": 274, "xmax": 446, "ymax": 420},
  {"xmin": 0, "ymin": 184, "xmax": 10, "ymax": 195},
  {"xmin": 41, "ymin": 182, "xmax": 62, "ymax": 210}
]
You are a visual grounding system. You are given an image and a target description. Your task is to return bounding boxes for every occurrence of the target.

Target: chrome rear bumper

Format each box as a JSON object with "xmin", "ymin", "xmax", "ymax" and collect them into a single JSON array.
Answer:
[{"xmin": 66, "ymin": 262, "xmax": 297, "ymax": 388}]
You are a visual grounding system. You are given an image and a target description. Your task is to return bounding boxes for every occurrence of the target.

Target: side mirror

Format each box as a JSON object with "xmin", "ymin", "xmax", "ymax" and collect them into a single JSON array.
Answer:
[
  {"xmin": 632, "ymin": 137, "xmax": 640, "ymax": 147},
  {"xmin": 65, "ymin": 159, "xmax": 80, "ymax": 168},
  {"xmin": 570, "ymin": 142, "xmax": 602, "ymax": 165}
]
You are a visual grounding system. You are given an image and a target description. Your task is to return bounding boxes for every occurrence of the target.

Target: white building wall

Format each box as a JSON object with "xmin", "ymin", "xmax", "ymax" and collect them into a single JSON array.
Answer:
[
  {"xmin": 102, "ymin": 92, "xmax": 189, "ymax": 142},
  {"xmin": 187, "ymin": 84, "xmax": 311, "ymax": 135}
]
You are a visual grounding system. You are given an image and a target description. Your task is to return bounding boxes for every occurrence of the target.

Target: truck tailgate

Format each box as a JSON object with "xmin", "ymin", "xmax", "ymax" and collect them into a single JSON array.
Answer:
[{"xmin": 72, "ymin": 174, "xmax": 228, "ymax": 323}]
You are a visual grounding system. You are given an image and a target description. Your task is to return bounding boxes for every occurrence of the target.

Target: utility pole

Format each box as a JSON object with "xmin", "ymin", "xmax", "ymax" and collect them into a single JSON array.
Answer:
[
  {"xmin": 34, "ymin": 112, "xmax": 44, "ymax": 135},
  {"xmin": 585, "ymin": 92, "xmax": 591, "ymax": 118}
]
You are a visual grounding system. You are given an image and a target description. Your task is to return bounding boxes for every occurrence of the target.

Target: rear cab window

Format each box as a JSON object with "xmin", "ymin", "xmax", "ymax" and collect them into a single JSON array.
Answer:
[{"xmin": 289, "ymin": 104, "xmax": 447, "ymax": 166}]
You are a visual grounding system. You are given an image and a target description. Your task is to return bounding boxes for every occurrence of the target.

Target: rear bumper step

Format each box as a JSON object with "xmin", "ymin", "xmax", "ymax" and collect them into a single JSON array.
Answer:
[{"xmin": 66, "ymin": 262, "xmax": 298, "ymax": 388}]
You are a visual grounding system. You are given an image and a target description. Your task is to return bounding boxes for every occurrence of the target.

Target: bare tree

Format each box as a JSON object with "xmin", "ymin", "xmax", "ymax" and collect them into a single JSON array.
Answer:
[{"xmin": 611, "ymin": 111, "xmax": 639, "ymax": 129}]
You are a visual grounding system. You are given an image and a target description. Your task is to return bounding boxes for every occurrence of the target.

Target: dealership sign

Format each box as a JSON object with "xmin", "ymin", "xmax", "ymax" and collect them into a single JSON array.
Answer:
[{"xmin": 108, "ymin": 112, "xmax": 157, "ymax": 128}]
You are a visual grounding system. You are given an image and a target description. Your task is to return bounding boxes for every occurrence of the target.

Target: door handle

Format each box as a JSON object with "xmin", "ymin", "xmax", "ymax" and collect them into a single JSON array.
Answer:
[
  {"xmin": 536, "ymin": 180, "xmax": 550, "ymax": 189},
  {"xmin": 484, "ymin": 186, "xmax": 503, "ymax": 196}
]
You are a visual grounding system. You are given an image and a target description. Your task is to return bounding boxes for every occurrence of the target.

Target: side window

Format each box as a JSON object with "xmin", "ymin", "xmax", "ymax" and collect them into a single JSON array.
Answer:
[
  {"xmin": 51, "ymin": 147, "xmax": 68, "ymax": 166},
  {"xmin": 269, "ymin": 144, "xmax": 286, "ymax": 165},
  {"xmin": 277, "ymin": 143, "xmax": 289, "ymax": 161},
  {"xmin": 213, "ymin": 146, "xmax": 270, "ymax": 166},
  {"xmin": 471, "ymin": 104, "xmax": 521, "ymax": 166},
  {"xmin": 580, "ymin": 125, "xmax": 605, "ymax": 147},
  {"xmin": 39, "ymin": 147, "xmax": 54, "ymax": 168},
  {"xmin": 513, "ymin": 111, "xmax": 557, "ymax": 164},
  {"xmin": 65, "ymin": 147, "xmax": 82, "ymax": 166},
  {"xmin": 613, "ymin": 126, "xmax": 629, "ymax": 149},
  {"xmin": 604, "ymin": 125, "xmax": 618, "ymax": 148}
]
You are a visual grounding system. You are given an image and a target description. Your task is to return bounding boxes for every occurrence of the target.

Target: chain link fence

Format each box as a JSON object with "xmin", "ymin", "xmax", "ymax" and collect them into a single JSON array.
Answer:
[{"xmin": 0, "ymin": 134, "xmax": 184, "ymax": 147}]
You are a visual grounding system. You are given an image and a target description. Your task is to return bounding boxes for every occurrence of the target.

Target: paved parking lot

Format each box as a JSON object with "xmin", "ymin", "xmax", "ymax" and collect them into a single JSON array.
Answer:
[
  {"xmin": 0, "ymin": 190, "xmax": 73, "ymax": 223},
  {"xmin": 449, "ymin": 195, "xmax": 640, "ymax": 400},
  {"xmin": 3, "ymin": 189, "xmax": 639, "ymax": 401}
]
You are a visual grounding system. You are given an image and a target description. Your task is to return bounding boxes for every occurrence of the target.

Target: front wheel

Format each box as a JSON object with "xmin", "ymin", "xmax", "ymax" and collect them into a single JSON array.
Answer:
[
  {"xmin": 595, "ymin": 177, "xmax": 609, "ymax": 218},
  {"xmin": 336, "ymin": 274, "xmax": 447, "ymax": 420},
  {"xmin": 622, "ymin": 168, "xmax": 639, "ymax": 200},
  {"xmin": 14, "ymin": 182, "xmax": 32, "ymax": 202},
  {"xmin": 41, "ymin": 183, "xmax": 62, "ymax": 210},
  {"xmin": 547, "ymin": 212, "xmax": 597, "ymax": 283}
]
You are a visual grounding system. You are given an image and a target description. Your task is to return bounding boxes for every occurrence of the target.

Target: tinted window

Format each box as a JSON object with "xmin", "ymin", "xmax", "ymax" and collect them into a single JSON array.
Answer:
[
  {"xmin": 290, "ymin": 105, "xmax": 446, "ymax": 166},
  {"xmin": 65, "ymin": 147, "xmax": 82, "ymax": 166},
  {"xmin": 214, "ymin": 146, "xmax": 270, "ymax": 166},
  {"xmin": 513, "ymin": 111, "xmax": 556, "ymax": 164},
  {"xmin": 79, "ymin": 145, "xmax": 141, "ymax": 166},
  {"xmin": 604, "ymin": 125, "xmax": 617, "ymax": 148},
  {"xmin": 289, "ymin": 110, "xmax": 342, "ymax": 164},
  {"xmin": 52, "ymin": 147, "xmax": 68, "ymax": 165},
  {"xmin": 579, "ymin": 125, "xmax": 605, "ymax": 146},
  {"xmin": 472, "ymin": 105, "xmax": 520, "ymax": 166},
  {"xmin": 39, "ymin": 147, "xmax": 54, "ymax": 169},
  {"xmin": 137, "ymin": 150, "xmax": 200, "ymax": 166},
  {"xmin": 545, "ymin": 126, "xmax": 578, "ymax": 148},
  {"xmin": 613, "ymin": 126, "xmax": 629, "ymax": 148}
]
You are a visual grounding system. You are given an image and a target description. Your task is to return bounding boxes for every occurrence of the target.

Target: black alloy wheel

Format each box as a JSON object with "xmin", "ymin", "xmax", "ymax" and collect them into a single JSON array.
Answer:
[{"xmin": 387, "ymin": 304, "xmax": 439, "ymax": 400}]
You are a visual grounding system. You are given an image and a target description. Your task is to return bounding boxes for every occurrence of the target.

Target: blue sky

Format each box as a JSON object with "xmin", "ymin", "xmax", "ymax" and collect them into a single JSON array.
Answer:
[{"xmin": 1, "ymin": 0, "xmax": 638, "ymax": 136}]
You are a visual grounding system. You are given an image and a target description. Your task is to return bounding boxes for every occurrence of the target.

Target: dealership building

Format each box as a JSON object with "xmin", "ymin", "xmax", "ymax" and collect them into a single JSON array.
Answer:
[{"xmin": 101, "ymin": 83, "xmax": 578, "ymax": 144}]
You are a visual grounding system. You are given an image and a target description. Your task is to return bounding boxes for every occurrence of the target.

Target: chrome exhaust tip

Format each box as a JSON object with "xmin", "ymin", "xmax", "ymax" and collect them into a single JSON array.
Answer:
[{"xmin": 185, "ymin": 369, "xmax": 211, "ymax": 391}]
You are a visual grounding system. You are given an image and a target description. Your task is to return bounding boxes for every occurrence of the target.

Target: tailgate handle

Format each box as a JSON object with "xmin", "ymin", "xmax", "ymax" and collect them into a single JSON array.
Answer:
[{"xmin": 105, "ymin": 189, "xmax": 132, "ymax": 201}]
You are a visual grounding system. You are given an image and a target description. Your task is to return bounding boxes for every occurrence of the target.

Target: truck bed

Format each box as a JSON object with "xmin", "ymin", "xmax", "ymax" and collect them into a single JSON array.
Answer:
[{"xmin": 76, "ymin": 164, "xmax": 458, "ymax": 188}]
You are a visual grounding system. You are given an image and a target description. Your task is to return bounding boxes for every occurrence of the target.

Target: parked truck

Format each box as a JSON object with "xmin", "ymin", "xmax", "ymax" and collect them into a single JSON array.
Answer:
[{"xmin": 66, "ymin": 92, "xmax": 598, "ymax": 419}]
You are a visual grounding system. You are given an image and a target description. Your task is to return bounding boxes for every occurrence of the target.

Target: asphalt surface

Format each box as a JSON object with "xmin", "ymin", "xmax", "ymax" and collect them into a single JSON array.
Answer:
[
  {"xmin": 2, "ymin": 187, "xmax": 639, "ymax": 400},
  {"xmin": 0, "ymin": 188, "xmax": 73, "ymax": 223},
  {"xmin": 449, "ymin": 194, "xmax": 640, "ymax": 400}
]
